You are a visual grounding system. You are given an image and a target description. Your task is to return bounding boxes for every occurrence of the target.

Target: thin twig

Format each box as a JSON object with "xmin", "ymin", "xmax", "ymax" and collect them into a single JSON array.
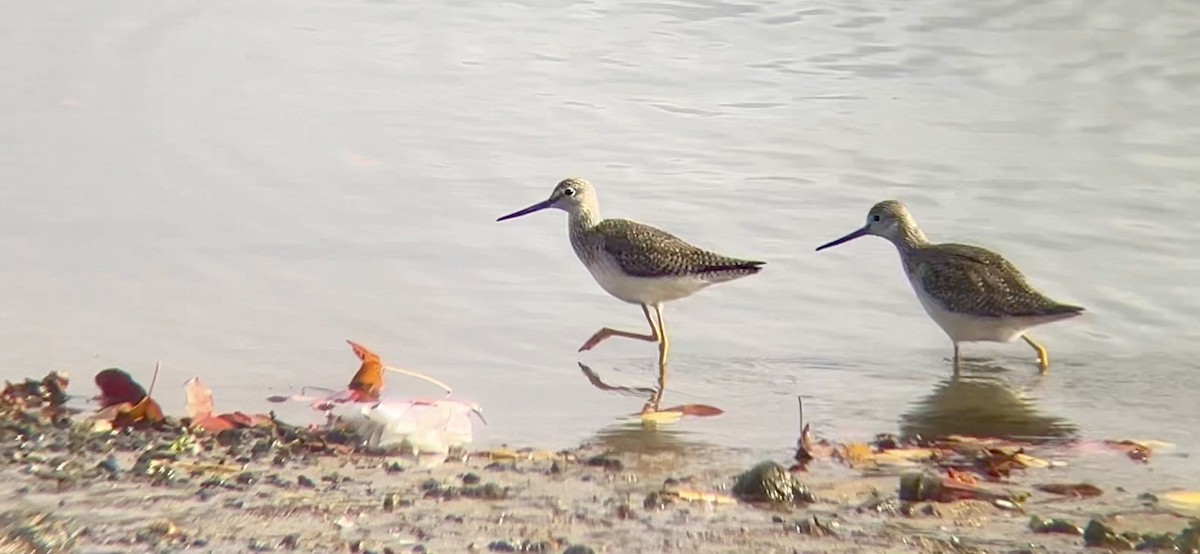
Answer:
[
  {"xmin": 797, "ymin": 395, "xmax": 804, "ymax": 431},
  {"xmin": 147, "ymin": 361, "xmax": 161, "ymax": 398},
  {"xmin": 383, "ymin": 365, "xmax": 453, "ymax": 396}
]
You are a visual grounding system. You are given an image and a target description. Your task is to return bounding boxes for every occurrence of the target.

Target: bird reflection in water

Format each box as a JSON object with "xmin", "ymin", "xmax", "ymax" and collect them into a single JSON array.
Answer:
[
  {"xmin": 578, "ymin": 362, "xmax": 663, "ymax": 413},
  {"xmin": 899, "ymin": 360, "xmax": 1077, "ymax": 442},
  {"xmin": 576, "ymin": 363, "xmax": 717, "ymax": 458}
]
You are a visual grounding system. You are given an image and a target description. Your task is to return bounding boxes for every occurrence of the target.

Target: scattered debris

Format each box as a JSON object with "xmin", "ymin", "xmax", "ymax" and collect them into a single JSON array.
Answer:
[
  {"xmin": 898, "ymin": 471, "xmax": 1025, "ymax": 504},
  {"xmin": 0, "ymin": 510, "xmax": 84, "ymax": 554}
]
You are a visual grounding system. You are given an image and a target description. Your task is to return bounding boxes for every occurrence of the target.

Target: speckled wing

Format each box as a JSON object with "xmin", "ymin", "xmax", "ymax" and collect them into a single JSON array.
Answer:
[
  {"xmin": 595, "ymin": 219, "xmax": 764, "ymax": 278},
  {"xmin": 910, "ymin": 244, "xmax": 1083, "ymax": 318}
]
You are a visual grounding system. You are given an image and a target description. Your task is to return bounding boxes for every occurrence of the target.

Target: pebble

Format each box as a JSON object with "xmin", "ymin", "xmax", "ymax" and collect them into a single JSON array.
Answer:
[
  {"xmin": 280, "ymin": 533, "xmax": 301, "ymax": 550},
  {"xmin": 563, "ymin": 546, "xmax": 596, "ymax": 554},
  {"xmin": 297, "ymin": 475, "xmax": 316, "ymax": 488}
]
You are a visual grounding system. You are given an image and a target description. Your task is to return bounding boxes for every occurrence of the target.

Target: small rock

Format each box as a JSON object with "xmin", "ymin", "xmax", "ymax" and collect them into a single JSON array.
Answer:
[
  {"xmin": 475, "ymin": 483, "xmax": 507, "ymax": 500},
  {"xmin": 297, "ymin": 475, "xmax": 316, "ymax": 488},
  {"xmin": 383, "ymin": 493, "xmax": 400, "ymax": 512},
  {"xmin": 462, "ymin": 472, "xmax": 482, "ymax": 485},
  {"xmin": 732, "ymin": 461, "xmax": 814, "ymax": 504},
  {"xmin": 1083, "ymin": 519, "xmax": 1136, "ymax": 550},
  {"xmin": 96, "ymin": 456, "xmax": 121, "ymax": 477},
  {"xmin": 584, "ymin": 456, "xmax": 622, "ymax": 472},
  {"xmin": 487, "ymin": 540, "xmax": 517, "ymax": 552},
  {"xmin": 794, "ymin": 515, "xmax": 835, "ymax": 537},
  {"xmin": 279, "ymin": 533, "xmax": 300, "ymax": 550},
  {"xmin": 644, "ymin": 491, "xmax": 669, "ymax": 511},
  {"xmin": 386, "ymin": 462, "xmax": 404, "ymax": 474},
  {"xmin": 412, "ymin": 546, "xmax": 427, "ymax": 553},
  {"xmin": 562, "ymin": 546, "xmax": 595, "ymax": 554},
  {"xmin": 1029, "ymin": 515, "xmax": 1083, "ymax": 536}
]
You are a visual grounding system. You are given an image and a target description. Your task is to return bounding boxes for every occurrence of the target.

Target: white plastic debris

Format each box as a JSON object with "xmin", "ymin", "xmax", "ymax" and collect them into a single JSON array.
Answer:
[{"xmin": 329, "ymin": 399, "xmax": 485, "ymax": 456}]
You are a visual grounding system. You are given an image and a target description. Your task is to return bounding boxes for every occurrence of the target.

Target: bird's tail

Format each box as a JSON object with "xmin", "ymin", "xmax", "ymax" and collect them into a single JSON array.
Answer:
[{"xmin": 697, "ymin": 259, "xmax": 765, "ymax": 282}]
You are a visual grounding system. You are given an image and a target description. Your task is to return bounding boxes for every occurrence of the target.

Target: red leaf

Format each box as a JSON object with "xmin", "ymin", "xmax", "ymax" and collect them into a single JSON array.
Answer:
[
  {"xmin": 659, "ymin": 404, "xmax": 724, "ymax": 417},
  {"xmin": 94, "ymin": 369, "xmax": 147, "ymax": 408}
]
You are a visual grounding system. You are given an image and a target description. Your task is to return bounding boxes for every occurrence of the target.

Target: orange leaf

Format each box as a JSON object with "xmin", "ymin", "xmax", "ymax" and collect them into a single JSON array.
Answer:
[
  {"xmin": 345, "ymin": 340, "xmax": 384, "ymax": 401},
  {"xmin": 111, "ymin": 396, "xmax": 165, "ymax": 428},
  {"xmin": 946, "ymin": 468, "xmax": 979, "ymax": 486}
]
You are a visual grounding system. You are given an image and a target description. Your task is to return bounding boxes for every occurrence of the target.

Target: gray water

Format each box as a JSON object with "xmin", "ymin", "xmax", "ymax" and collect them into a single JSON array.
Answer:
[{"xmin": 2, "ymin": 0, "xmax": 1198, "ymax": 489}]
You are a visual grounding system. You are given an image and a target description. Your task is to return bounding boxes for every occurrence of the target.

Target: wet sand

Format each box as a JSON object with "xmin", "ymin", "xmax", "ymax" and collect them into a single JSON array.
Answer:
[{"xmin": 3, "ymin": 407, "xmax": 1196, "ymax": 554}]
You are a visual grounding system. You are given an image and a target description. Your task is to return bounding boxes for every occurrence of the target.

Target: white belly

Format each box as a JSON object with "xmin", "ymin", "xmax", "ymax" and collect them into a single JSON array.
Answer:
[
  {"xmin": 584, "ymin": 255, "xmax": 710, "ymax": 305},
  {"xmin": 906, "ymin": 273, "xmax": 1032, "ymax": 344}
]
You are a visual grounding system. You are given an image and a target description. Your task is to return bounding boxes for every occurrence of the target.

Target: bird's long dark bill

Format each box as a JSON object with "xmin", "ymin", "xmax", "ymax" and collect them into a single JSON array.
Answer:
[
  {"xmin": 815, "ymin": 226, "xmax": 870, "ymax": 251},
  {"xmin": 496, "ymin": 198, "xmax": 554, "ymax": 222}
]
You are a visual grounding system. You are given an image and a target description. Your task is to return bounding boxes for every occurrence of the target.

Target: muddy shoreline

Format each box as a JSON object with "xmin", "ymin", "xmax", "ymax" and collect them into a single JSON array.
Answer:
[{"xmin": 2, "ymin": 371, "xmax": 1198, "ymax": 554}]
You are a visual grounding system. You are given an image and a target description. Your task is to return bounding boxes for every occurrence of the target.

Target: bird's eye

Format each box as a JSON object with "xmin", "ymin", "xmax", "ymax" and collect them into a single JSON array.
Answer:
[
  {"xmin": 563, "ymin": 188, "xmax": 576, "ymax": 197},
  {"xmin": 872, "ymin": 214, "xmax": 881, "ymax": 222}
]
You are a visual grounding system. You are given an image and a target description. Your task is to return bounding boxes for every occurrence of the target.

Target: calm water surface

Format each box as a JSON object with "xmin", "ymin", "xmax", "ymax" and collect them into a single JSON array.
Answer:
[{"xmin": 2, "ymin": 0, "xmax": 1198, "ymax": 488}]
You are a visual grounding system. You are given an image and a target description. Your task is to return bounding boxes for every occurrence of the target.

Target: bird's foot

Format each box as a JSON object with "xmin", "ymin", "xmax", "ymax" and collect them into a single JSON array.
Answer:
[{"xmin": 579, "ymin": 329, "xmax": 617, "ymax": 352}]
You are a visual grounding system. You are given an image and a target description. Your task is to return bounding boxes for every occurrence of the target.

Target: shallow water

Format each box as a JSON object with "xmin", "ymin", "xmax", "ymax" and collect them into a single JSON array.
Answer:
[{"xmin": 2, "ymin": 0, "xmax": 1198, "ymax": 490}]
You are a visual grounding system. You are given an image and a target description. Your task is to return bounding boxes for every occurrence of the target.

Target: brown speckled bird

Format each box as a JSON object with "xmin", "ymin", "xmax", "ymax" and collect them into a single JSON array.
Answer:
[
  {"xmin": 816, "ymin": 200, "xmax": 1084, "ymax": 374},
  {"xmin": 497, "ymin": 178, "xmax": 764, "ymax": 392}
]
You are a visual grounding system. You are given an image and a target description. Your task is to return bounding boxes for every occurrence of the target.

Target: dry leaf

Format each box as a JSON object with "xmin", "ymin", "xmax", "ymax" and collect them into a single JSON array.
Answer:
[
  {"xmin": 184, "ymin": 377, "xmax": 271, "ymax": 433},
  {"xmin": 1098, "ymin": 439, "xmax": 1173, "ymax": 463},
  {"xmin": 1161, "ymin": 491, "xmax": 1200, "ymax": 517},
  {"xmin": 94, "ymin": 368, "xmax": 148, "ymax": 408},
  {"xmin": 346, "ymin": 340, "xmax": 385, "ymax": 402},
  {"xmin": 658, "ymin": 404, "xmax": 724, "ymax": 417},
  {"xmin": 1012, "ymin": 452, "xmax": 1051, "ymax": 469},
  {"xmin": 184, "ymin": 377, "xmax": 214, "ymax": 420},
  {"xmin": 837, "ymin": 443, "xmax": 875, "ymax": 468},
  {"xmin": 1035, "ymin": 483, "xmax": 1102, "ymax": 498},
  {"xmin": 108, "ymin": 395, "xmax": 165, "ymax": 427},
  {"xmin": 92, "ymin": 369, "xmax": 164, "ymax": 427},
  {"xmin": 874, "ymin": 448, "xmax": 937, "ymax": 466},
  {"xmin": 669, "ymin": 489, "xmax": 738, "ymax": 504}
]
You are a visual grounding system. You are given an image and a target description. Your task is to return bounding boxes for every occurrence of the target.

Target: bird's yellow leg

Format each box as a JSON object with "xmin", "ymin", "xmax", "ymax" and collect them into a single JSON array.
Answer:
[
  {"xmin": 651, "ymin": 303, "xmax": 669, "ymax": 392},
  {"xmin": 578, "ymin": 304, "xmax": 662, "ymax": 352},
  {"xmin": 1022, "ymin": 334, "xmax": 1050, "ymax": 374}
]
